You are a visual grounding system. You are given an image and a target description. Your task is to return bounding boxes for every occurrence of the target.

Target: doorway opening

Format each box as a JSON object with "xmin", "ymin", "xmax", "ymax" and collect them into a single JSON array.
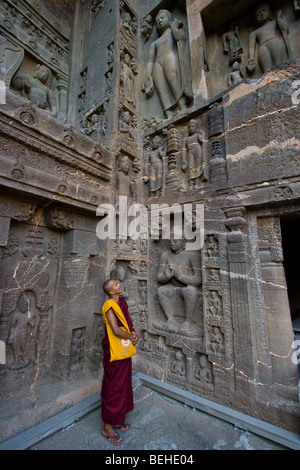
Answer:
[{"xmin": 281, "ymin": 216, "xmax": 300, "ymax": 372}]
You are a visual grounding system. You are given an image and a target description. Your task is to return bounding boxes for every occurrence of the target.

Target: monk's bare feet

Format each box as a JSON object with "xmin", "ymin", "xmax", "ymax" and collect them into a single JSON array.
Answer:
[
  {"xmin": 102, "ymin": 424, "xmax": 123, "ymax": 445},
  {"xmin": 113, "ymin": 423, "xmax": 131, "ymax": 432}
]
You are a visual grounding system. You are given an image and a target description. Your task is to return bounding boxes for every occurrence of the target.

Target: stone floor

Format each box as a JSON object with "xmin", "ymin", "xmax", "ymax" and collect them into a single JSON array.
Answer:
[{"xmin": 28, "ymin": 376, "xmax": 287, "ymax": 451}]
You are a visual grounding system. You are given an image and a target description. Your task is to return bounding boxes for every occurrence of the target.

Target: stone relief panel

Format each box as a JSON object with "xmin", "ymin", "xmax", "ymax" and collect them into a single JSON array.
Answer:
[
  {"xmin": 202, "ymin": 0, "xmax": 300, "ymax": 98},
  {"xmin": 154, "ymin": 238, "xmax": 203, "ymax": 336},
  {"xmin": 0, "ymin": 221, "xmax": 59, "ymax": 373},
  {"xmin": 142, "ymin": 112, "xmax": 212, "ymax": 198},
  {"xmin": 141, "ymin": 7, "xmax": 193, "ymax": 120},
  {"xmin": 11, "ymin": 60, "xmax": 58, "ymax": 116},
  {"xmin": 0, "ymin": 0, "xmax": 70, "ymax": 107}
]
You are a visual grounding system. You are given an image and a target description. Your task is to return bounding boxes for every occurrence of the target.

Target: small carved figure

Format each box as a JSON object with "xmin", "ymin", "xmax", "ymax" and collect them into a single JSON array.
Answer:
[
  {"xmin": 86, "ymin": 113, "xmax": 103, "ymax": 138},
  {"xmin": 142, "ymin": 9, "xmax": 192, "ymax": 118},
  {"xmin": 208, "ymin": 291, "xmax": 222, "ymax": 316},
  {"xmin": 227, "ymin": 61, "xmax": 244, "ymax": 87},
  {"xmin": 140, "ymin": 331, "xmax": 153, "ymax": 353},
  {"xmin": 181, "ymin": 120, "xmax": 207, "ymax": 187},
  {"xmin": 121, "ymin": 12, "xmax": 135, "ymax": 38},
  {"xmin": 7, "ymin": 292, "xmax": 33, "ymax": 369},
  {"xmin": 157, "ymin": 238, "xmax": 201, "ymax": 333},
  {"xmin": 222, "ymin": 24, "xmax": 243, "ymax": 66},
  {"xmin": 120, "ymin": 53, "xmax": 135, "ymax": 106},
  {"xmin": 209, "ymin": 327, "xmax": 224, "ymax": 354},
  {"xmin": 171, "ymin": 350, "xmax": 185, "ymax": 376},
  {"xmin": 143, "ymin": 135, "xmax": 165, "ymax": 197},
  {"xmin": 118, "ymin": 110, "xmax": 135, "ymax": 140},
  {"xmin": 139, "ymin": 280, "xmax": 147, "ymax": 306},
  {"xmin": 246, "ymin": 3, "xmax": 292, "ymax": 74},
  {"xmin": 12, "ymin": 64, "xmax": 57, "ymax": 116},
  {"xmin": 91, "ymin": 0, "xmax": 105, "ymax": 16},
  {"xmin": 141, "ymin": 14, "xmax": 154, "ymax": 42},
  {"xmin": 116, "ymin": 155, "xmax": 135, "ymax": 203},
  {"xmin": 205, "ymin": 235, "xmax": 218, "ymax": 258},
  {"xmin": 195, "ymin": 355, "xmax": 214, "ymax": 390},
  {"xmin": 207, "ymin": 269, "xmax": 219, "ymax": 282},
  {"xmin": 115, "ymin": 265, "xmax": 129, "ymax": 300}
]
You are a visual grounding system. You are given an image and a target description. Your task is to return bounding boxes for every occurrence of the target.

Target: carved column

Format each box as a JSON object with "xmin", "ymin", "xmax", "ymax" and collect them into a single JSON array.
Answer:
[
  {"xmin": 57, "ymin": 76, "xmax": 68, "ymax": 120},
  {"xmin": 208, "ymin": 104, "xmax": 227, "ymax": 186},
  {"xmin": 225, "ymin": 206, "xmax": 256, "ymax": 388}
]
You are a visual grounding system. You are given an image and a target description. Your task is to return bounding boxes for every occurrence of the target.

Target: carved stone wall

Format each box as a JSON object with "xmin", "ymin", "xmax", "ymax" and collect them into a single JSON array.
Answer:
[{"xmin": 0, "ymin": 0, "xmax": 299, "ymax": 443}]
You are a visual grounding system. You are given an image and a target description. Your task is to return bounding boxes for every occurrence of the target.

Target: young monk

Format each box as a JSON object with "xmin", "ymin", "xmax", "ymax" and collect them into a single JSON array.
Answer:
[{"xmin": 101, "ymin": 279, "xmax": 138, "ymax": 445}]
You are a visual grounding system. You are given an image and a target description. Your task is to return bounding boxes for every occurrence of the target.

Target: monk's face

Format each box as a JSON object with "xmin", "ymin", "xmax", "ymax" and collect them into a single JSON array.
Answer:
[{"xmin": 109, "ymin": 280, "xmax": 122, "ymax": 296}]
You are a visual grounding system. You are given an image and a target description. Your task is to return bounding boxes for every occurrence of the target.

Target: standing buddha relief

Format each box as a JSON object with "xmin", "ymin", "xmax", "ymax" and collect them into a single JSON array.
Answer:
[
  {"xmin": 181, "ymin": 119, "xmax": 208, "ymax": 188},
  {"xmin": 246, "ymin": 3, "xmax": 293, "ymax": 75},
  {"xmin": 142, "ymin": 9, "xmax": 193, "ymax": 119},
  {"xmin": 143, "ymin": 135, "xmax": 166, "ymax": 198},
  {"xmin": 120, "ymin": 51, "xmax": 137, "ymax": 107}
]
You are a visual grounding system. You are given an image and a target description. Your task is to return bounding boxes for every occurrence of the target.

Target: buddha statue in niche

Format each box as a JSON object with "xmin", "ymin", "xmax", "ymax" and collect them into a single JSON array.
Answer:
[
  {"xmin": 142, "ymin": 9, "xmax": 192, "ymax": 118},
  {"xmin": 12, "ymin": 63, "xmax": 57, "ymax": 117},
  {"xmin": 246, "ymin": 3, "xmax": 292, "ymax": 74}
]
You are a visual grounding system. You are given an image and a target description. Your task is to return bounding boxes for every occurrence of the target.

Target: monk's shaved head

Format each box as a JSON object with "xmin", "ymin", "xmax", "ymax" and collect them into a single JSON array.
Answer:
[{"xmin": 103, "ymin": 279, "xmax": 114, "ymax": 296}]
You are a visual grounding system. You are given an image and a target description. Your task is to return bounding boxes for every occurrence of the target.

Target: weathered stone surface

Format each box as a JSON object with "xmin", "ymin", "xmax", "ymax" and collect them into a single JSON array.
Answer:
[{"xmin": 0, "ymin": 0, "xmax": 299, "ymax": 444}]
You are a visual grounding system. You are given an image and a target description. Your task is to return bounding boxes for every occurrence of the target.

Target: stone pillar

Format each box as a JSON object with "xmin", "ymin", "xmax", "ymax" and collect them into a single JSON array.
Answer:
[
  {"xmin": 186, "ymin": 0, "xmax": 208, "ymax": 103},
  {"xmin": 57, "ymin": 77, "xmax": 68, "ymax": 120},
  {"xmin": 208, "ymin": 104, "xmax": 227, "ymax": 186},
  {"xmin": 225, "ymin": 206, "xmax": 256, "ymax": 388}
]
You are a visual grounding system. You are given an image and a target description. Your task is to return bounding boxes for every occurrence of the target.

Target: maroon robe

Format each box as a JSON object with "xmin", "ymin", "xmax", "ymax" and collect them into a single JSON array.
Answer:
[{"xmin": 100, "ymin": 297, "xmax": 134, "ymax": 425}]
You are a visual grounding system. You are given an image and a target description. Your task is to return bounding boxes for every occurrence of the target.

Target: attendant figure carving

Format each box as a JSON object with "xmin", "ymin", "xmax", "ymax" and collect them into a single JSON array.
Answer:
[
  {"xmin": 7, "ymin": 292, "xmax": 33, "ymax": 369},
  {"xmin": 246, "ymin": 3, "xmax": 292, "ymax": 74},
  {"xmin": 195, "ymin": 355, "xmax": 214, "ymax": 390},
  {"xmin": 181, "ymin": 120, "xmax": 207, "ymax": 187},
  {"xmin": 222, "ymin": 24, "xmax": 243, "ymax": 66},
  {"xmin": 143, "ymin": 135, "xmax": 165, "ymax": 197},
  {"xmin": 120, "ymin": 53, "xmax": 135, "ymax": 106},
  {"xmin": 171, "ymin": 350, "xmax": 185, "ymax": 376},
  {"xmin": 116, "ymin": 155, "xmax": 136, "ymax": 204},
  {"xmin": 12, "ymin": 64, "xmax": 57, "ymax": 116},
  {"xmin": 142, "ymin": 9, "xmax": 192, "ymax": 118},
  {"xmin": 227, "ymin": 61, "xmax": 244, "ymax": 87},
  {"xmin": 141, "ymin": 14, "xmax": 154, "ymax": 42}
]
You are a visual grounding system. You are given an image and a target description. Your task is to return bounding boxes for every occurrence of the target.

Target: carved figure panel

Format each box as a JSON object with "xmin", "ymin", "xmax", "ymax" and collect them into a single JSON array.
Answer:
[
  {"xmin": 142, "ymin": 9, "xmax": 193, "ymax": 119},
  {"xmin": 0, "ymin": 222, "xmax": 59, "ymax": 371},
  {"xmin": 246, "ymin": 3, "xmax": 293, "ymax": 74},
  {"xmin": 155, "ymin": 239, "xmax": 202, "ymax": 336},
  {"xmin": 12, "ymin": 62, "xmax": 58, "ymax": 117},
  {"xmin": 181, "ymin": 119, "xmax": 208, "ymax": 188},
  {"xmin": 143, "ymin": 135, "xmax": 165, "ymax": 197}
]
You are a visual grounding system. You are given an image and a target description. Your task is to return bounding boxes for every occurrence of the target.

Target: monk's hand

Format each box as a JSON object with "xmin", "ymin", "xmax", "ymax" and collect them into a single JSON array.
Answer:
[{"xmin": 131, "ymin": 332, "xmax": 138, "ymax": 346}]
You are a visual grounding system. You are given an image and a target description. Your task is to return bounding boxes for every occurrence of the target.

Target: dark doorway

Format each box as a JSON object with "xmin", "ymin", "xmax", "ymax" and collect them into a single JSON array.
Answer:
[{"xmin": 281, "ymin": 217, "xmax": 300, "ymax": 332}]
